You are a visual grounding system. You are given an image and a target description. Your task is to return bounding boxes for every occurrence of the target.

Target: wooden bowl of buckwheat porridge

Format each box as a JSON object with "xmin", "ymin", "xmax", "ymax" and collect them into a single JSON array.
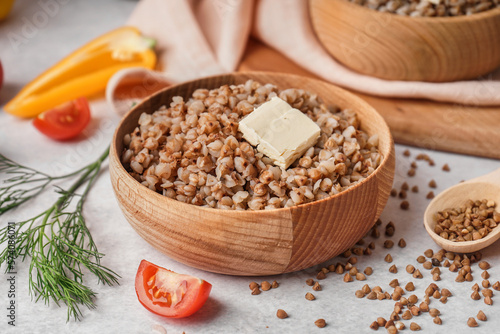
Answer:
[
  {"xmin": 109, "ymin": 72, "xmax": 395, "ymax": 275},
  {"xmin": 310, "ymin": 0, "xmax": 500, "ymax": 82}
]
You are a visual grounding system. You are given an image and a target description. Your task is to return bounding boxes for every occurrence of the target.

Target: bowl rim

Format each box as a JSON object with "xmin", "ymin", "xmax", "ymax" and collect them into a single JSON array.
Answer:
[
  {"xmin": 111, "ymin": 71, "xmax": 394, "ymax": 215},
  {"xmin": 324, "ymin": 0, "xmax": 500, "ymax": 23}
]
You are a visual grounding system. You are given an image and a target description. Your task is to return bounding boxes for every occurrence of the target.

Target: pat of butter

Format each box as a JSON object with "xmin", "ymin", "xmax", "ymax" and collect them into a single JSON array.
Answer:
[{"xmin": 239, "ymin": 97, "xmax": 321, "ymax": 169}]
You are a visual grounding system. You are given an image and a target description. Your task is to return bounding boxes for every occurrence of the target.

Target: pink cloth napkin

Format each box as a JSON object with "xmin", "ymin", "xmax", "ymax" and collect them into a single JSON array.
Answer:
[{"xmin": 106, "ymin": 0, "xmax": 500, "ymax": 114}]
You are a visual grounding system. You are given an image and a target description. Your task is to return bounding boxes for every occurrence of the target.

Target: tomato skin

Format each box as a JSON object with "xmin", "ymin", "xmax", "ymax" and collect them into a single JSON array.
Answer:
[
  {"xmin": 32, "ymin": 97, "xmax": 91, "ymax": 140},
  {"xmin": 135, "ymin": 260, "xmax": 212, "ymax": 318}
]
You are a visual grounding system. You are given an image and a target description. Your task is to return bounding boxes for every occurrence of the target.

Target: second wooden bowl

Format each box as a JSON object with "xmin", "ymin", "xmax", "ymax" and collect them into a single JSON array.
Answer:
[
  {"xmin": 109, "ymin": 72, "xmax": 395, "ymax": 276},
  {"xmin": 309, "ymin": 0, "xmax": 500, "ymax": 82}
]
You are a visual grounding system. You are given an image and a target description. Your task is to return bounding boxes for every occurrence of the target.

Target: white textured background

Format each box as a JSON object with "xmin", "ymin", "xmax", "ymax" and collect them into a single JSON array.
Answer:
[{"xmin": 0, "ymin": 1, "xmax": 500, "ymax": 333}]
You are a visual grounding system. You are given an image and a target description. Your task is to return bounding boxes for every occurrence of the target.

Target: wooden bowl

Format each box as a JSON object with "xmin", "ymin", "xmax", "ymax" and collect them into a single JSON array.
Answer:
[
  {"xmin": 309, "ymin": 0, "xmax": 500, "ymax": 82},
  {"xmin": 109, "ymin": 72, "xmax": 395, "ymax": 276}
]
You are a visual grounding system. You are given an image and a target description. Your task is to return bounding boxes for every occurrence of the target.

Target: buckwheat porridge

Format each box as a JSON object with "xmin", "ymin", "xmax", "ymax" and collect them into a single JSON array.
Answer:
[
  {"xmin": 121, "ymin": 80, "xmax": 382, "ymax": 210},
  {"xmin": 348, "ymin": 0, "xmax": 500, "ymax": 16}
]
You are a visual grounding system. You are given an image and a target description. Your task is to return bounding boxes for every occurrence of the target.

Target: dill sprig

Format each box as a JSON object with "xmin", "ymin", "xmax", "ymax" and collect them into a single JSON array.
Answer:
[
  {"xmin": 0, "ymin": 154, "xmax": 82, "ymax": 215},
  {"xmin": 0, "ymin": 147, "xmax": 119, "ymax": 321}
]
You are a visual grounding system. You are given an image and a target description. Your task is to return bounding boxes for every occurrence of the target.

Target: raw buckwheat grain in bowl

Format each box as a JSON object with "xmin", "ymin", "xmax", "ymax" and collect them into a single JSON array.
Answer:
[
  {"xmin": 347, "ymin": 0, "xmax": 500, "ymax": 16},
  {"xmin": 121, "ymin": 80, "xmax": 382, "ymax": 210}
]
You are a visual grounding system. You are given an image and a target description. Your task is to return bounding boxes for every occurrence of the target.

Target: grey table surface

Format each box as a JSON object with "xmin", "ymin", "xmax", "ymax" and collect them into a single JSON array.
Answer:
[{"xmin": 1, "ymin": 1, "xmax": 500, "ymax": 333}]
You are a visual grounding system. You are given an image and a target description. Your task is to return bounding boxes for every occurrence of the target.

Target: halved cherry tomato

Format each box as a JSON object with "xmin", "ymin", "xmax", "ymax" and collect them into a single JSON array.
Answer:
[
  {"xmin": 32, "ymin": 97, "xmax": 91, "ymax": 140},
  {"xmin": 135, "ymin": 260, "xmax": 212, "ymax": 318}
]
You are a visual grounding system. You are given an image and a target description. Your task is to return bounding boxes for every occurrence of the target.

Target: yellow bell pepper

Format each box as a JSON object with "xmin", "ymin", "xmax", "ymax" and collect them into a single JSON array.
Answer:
[
  {"xmin": 0, "ymin": 0, "xmax": 15, "ymax": 21},
  {"xmin": 4, "ymin": 26, "xmax": 156, "ymax": 118}
]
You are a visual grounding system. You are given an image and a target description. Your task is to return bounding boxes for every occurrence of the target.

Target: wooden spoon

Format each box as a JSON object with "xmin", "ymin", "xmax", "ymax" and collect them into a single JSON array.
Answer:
[{"xmin": 424, "ymin": 168, "xmax": 500, "ymax": 253}]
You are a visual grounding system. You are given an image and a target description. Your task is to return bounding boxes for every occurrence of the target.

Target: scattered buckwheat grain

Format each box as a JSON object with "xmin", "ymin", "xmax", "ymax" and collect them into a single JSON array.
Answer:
[{"xmin": 276, "ymin": 309, "xmax": 288, "ymax": 319}]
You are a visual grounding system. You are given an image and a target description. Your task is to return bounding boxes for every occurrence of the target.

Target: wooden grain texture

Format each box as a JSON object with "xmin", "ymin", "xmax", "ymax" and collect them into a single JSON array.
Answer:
[
  {"xmin": 238, "ymin": 39, "xmax": 500, "ymax": 160},
  {"xmin": 309, "ymin": 0, "xmax": 500, "ymax": 82},
  {"xmin": 424, "ymin": 168, "xmax": 500, "ymax": 253},
  {"xmin": 109, "ymin": 72, "xmax": 395, "ymax": 276}
]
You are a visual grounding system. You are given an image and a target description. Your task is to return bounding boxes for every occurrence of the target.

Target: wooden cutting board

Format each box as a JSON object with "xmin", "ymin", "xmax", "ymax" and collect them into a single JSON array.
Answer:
[{"xmin": 238, "ymin": 40, "xmax": 500, "ymax": 160}]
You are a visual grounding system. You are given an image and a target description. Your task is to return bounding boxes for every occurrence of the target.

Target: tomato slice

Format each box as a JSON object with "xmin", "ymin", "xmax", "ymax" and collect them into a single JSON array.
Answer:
[
  {"xmin": 32, "ymin": 97, "xmax": 91, "ymax": 140},
  {"xmin": 135, "ymin": 260, "xmax": 212, "ymax": 318}
]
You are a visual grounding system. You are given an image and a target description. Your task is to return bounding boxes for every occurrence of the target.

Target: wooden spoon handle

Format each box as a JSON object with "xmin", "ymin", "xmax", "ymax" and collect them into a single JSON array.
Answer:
[{"xmin": 471, "ymin": 167, "xmax": 500, "ymax": 187}]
